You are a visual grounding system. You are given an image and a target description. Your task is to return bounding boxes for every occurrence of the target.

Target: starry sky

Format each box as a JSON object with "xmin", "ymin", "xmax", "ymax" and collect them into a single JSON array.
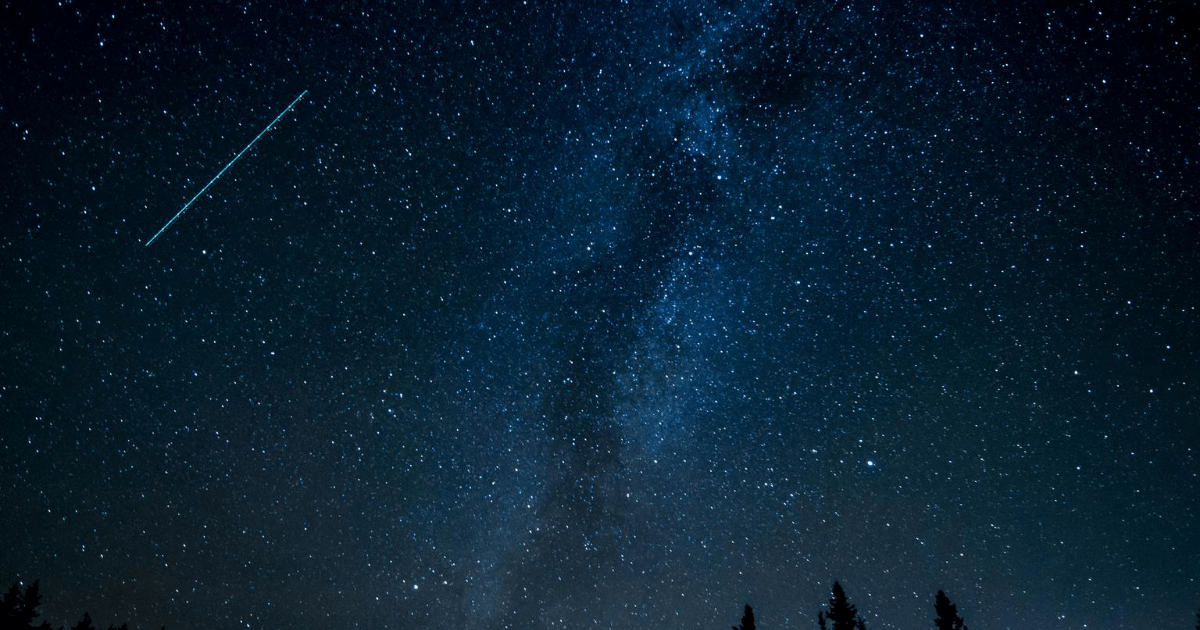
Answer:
[{"xmin": 1, "ymin": 1, "xmax": 1197, "ymax": 629}]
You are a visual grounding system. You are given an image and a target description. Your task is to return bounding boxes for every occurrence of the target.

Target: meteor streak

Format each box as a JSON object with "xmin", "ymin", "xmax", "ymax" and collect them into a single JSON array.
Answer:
[{"xmin": 145, "ymin": 90, "xmax": 308, "ymax": 246}]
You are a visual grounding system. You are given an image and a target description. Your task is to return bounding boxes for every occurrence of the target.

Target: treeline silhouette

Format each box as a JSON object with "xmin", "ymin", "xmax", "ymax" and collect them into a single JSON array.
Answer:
[
  {"xmin": 734, "ymin": 581, "xmax": 1199, "ymax": 630},
  {"xmin": 729, "ymin": 582, "xmax": 963, "ymax": 630},
  {"xmin": 1, "ymin": 580, "xmax": 160, "ymax": 630},
  {"xmin": 5, "ymin": 577, "xmax": 1199, "ymax": 628}
]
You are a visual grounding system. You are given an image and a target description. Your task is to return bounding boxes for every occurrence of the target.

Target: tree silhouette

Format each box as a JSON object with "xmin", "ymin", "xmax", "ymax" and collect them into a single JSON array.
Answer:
[
  {"xmin": 70, "ymin": 612, "xmax": 96, "ymax": 630},
  {"xmin": 934, "ymin": 590, "xmax": 968, "ymax": 630},
  {"xmin": 2, "ymin": 581, "xmax": 148, "ymax": 630},
  {"xmin": 1, "ymin": 581, "xmax": 51, "ymax": 630},
  {"xmin": 817, "ymin": 581, "xmax": 866, "ymax": 630},
  {"xmin": 733, "ymin": 604, "xmax": 756, "ymax": 630},
  {"xmin": 2, "ymin": 583, "xmax": 20, "ymax": 630}
]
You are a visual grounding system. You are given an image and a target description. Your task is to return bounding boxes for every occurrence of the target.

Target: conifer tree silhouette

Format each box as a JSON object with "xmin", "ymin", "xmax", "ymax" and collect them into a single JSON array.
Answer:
[
  {"xmin": 70, "ymin": 612, "xmax": 96, "ymax": 630},
  {"xmin": 817, "ymin": 582, "xmax": 866, "ymax": 630},
  {"xmin": 933, "ymin": 591, "xmax": 968, "ymax": 630},
  {"xmin": 733, "ymin": 604, "xmax": 756, "ymax": 630},
  {"xmin": 2, "ymin": 580, "xmax": 146, "ymax": 630},
  {"xmin": 2, "ymin": 583, "xmax": 20, "ymax": 630},
  {"xmin": 1, "ymin": 581, "xmax": 51, "ymax": 630}
]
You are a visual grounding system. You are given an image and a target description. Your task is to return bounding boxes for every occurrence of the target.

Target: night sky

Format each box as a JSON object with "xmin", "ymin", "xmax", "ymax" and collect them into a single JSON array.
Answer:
[{"xmin": 1, "ymin": 1, "xmax": 1197, "ymax": 629}]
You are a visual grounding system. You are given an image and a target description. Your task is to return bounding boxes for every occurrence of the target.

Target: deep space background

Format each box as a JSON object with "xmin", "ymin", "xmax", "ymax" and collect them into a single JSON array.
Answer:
[{"xmin": 1, "ymin": 1, "xmax": 1198, "ymax": 629}]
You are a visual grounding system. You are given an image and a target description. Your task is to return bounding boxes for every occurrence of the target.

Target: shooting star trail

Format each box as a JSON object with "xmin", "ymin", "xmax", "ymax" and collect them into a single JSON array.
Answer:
[{"xmin": 145, "ymin": 89, "xmax": 308, "ymax": 247}]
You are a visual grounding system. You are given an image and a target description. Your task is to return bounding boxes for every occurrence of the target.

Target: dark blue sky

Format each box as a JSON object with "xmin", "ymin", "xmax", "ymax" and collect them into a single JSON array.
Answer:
[{"xmin": 1, "ymin": 1, "xmax": 1197, "ymax": 629}]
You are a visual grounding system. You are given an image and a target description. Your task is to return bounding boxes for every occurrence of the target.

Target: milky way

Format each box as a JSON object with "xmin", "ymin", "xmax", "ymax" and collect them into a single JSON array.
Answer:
[{"xmin": 1, "ymin": 1, "xmax": 1196, "ymax": 629}]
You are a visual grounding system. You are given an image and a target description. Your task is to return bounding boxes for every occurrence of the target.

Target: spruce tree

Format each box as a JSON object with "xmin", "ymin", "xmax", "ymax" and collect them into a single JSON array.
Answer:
[
  {"xmin": 818, "ymin": 581, "xmax": 867, "ymax": 630},
  {"xmin": 934, "ymin": 591, "xmax": 968, "ymax": 630},
  {"xmin": 70, "ymin": 612, "xmax": 96, "ymax": 630},
  {"xmin": 2, "ymin": 582, "xmax": 22, "ymax": 630},
  {"xmin": 733, "ymin": 605, "xmax": 756, "ymax": 630},
  {"xmin": 0, "ymin": 581, "xmax": 51, "ymax": 630},
  {"xmin": 22, "ymin": 582, "xmax": 50, "ymax": 630},
  {"xmin": 729, "ymin": 602, "xmax": 758, "ymax": 628}
]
